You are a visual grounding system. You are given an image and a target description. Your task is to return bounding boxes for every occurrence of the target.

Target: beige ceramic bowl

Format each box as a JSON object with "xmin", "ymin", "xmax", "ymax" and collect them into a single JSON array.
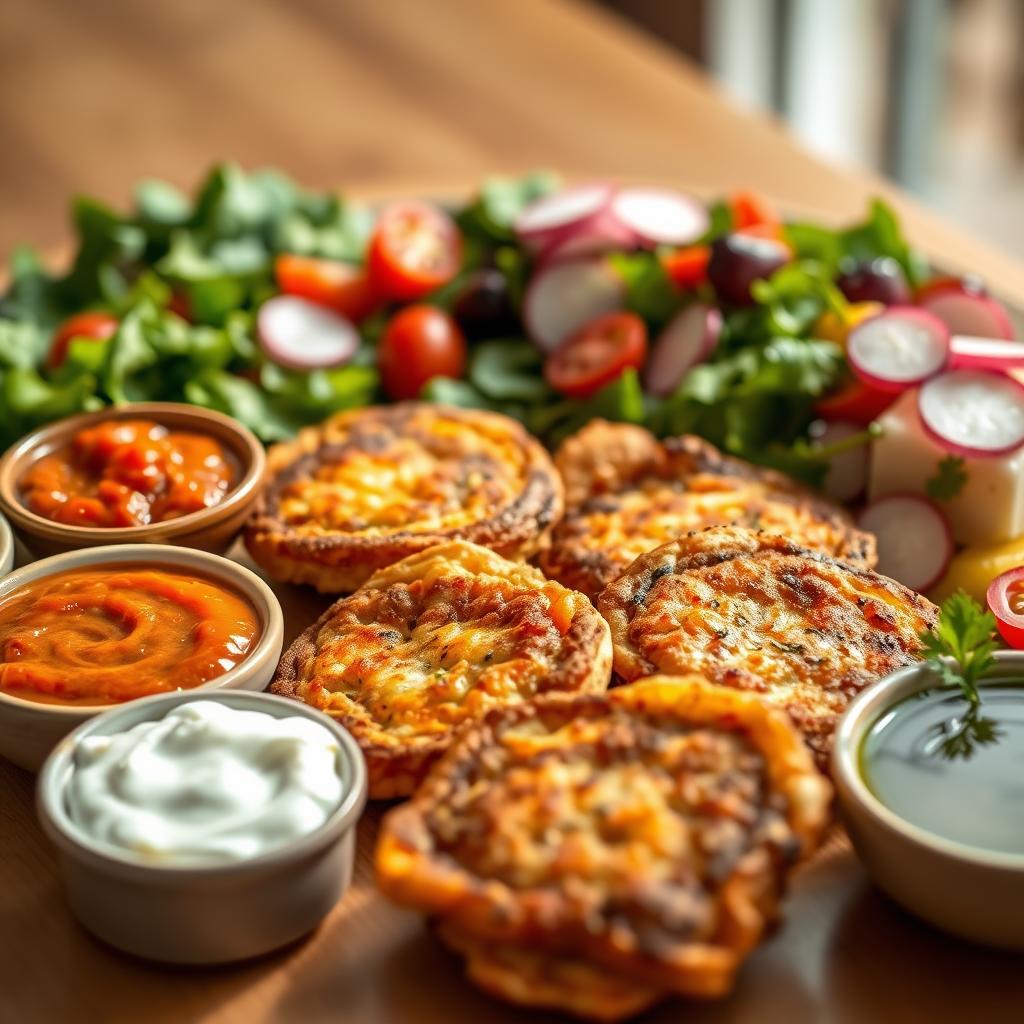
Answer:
[
  {"xmin": 0, "ymin": 402, "xmax": 265, "ymax": 558},
  {"xmin": 0, "ymin": 509, "xmax": 12, "ymax": 577},
  {"xmin": 37, "ymin": 689, "xmax": 367, "ymax": 964},
  {"xmin": 0, "ymin": 544, "xmax": 283, "ymax": 771},
  {"xmin": 833, "ymin": 650, "xmax": 1024, "ymax": 950}
]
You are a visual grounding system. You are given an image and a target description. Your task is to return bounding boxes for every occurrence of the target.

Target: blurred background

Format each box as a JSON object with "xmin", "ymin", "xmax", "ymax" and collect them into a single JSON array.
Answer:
[
  {"xmin": 2, "ymin": 0, "xmax": 1022, "ymax": 259},
  {"xmin": 605, "ymin": 0, "xmax": 1024, "ymax": 256}
]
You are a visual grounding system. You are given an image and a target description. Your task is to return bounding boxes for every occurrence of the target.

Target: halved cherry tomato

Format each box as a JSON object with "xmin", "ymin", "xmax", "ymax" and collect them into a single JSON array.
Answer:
[
  {"xmin": 730, "ymin": 190, "xmax": 780, "ymax": 232},
  {"xmin": 987, "ymin": 567, "xmax": 1024, "ymax": 648},
  {"xmin": 814, "ymin": 376, "xmax": 897, "ymax": 424},
  {"xmin": 661, "ymin": 245, "xmax": 711, "ymax": 291},
  {"xmin": 545, "ymin": 312, "xmax": 647, "ymax": 399},
  {"xmin": 48, "ymin": 311, "xmax": 119, "ymax": 369},
  {"xmin": 377, "ymin": 305, "xmax": 467, "ymax": 401},
  {"xmin": 274, "ymin": 254, "xmax": 378, "ymax": 321},
  {"xmin": 367, "ymin": 202, "xmax": 462, "ymax": 302}
]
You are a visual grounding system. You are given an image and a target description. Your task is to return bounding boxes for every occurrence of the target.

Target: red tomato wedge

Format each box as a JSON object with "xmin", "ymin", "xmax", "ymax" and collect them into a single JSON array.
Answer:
[
  {"xmin": 48, "ymin": 311, "xmax": 119, "ymax": 369},
  {"xmin": 661, "ymin": 245, "xmax": 711, "ymax": 290},
  {"xmin": 987, "ymin": 567, "xmax": 1024, "ymax": 648},
  {"xmin": 814, "ymin": 376, "xmax": 898, "ymax": 424},
  {"xmin": 367, "ymin": 202, "xmax": 462, "ymax": 302},
  {"xmin": 544, "ymin": 312, "xmax": 647, "ymax": 398},
  {"xmin": 274, "ymin": 254, "xmax": 377, "ymax": 322},
  {"xmin": 377, "ymin": 305, "xmax": 467, "ymax": 401}
]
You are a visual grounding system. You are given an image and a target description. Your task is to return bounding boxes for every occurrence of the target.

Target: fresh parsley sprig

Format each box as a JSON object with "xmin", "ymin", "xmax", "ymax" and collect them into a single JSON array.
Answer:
[
  {"xmin": 925, "ymin": 456, "xmax": 968, "ymax": 502},
  {"xmin": 918, "ymin": 591, "xmax": 1002, "ymax": 759}
]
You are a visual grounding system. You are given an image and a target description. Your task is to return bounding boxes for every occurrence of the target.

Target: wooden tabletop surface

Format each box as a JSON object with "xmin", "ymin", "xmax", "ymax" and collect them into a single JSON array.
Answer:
[{"xmin": 2, "ymin": 1, "xmax": 1023, "ymax": 1022}]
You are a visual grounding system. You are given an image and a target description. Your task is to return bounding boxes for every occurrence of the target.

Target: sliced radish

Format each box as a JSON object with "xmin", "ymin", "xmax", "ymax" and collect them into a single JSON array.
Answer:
[
  {"xmin": 858, "ymin": 494, "xmax": 952, "ymax": 592},
  {"xmin": 515, "ymin": 183, "xmax": 615, "ymax": 250},
  {"xmin": 918, "ymin": 368, "xmax": 1024, "ymax": 458},
  {"xmin": 537, "ymin": 208, "xmax": 637, "ymax": 263},
  {"xmin": 609, "ymin": 187, "xmax": 710, "ymax": 248},
  {"xmin": 949, "ymin": 335, "xmax": 1024, "ymax": 372},
  {"xmin": 257, "ymin": 295, "xmax": 360, "ymax": 370},
  {"xmin": 919, "ymin": 289, "xmax": 1015, "ymax": 340},
  {"xmin": 523, "ymin": 257, "xmax": 625, "ymax": 353},
  {"xmin": 643, "ymin": 302, "xmax": 722, "ymax": 397},
  {"xmin": 808, "ymin": 420, "xmax": 870, "ymax": 503},
  {"xmin": 847, "ymin": 307, "xmax": 949, "ymax": 393}
]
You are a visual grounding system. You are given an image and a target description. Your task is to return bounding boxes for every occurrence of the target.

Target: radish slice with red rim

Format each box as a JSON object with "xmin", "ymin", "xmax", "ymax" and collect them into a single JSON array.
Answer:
[
  {"xmin": 610, "ymin": 187, "xmax": 710, "ymax": 248},
  {"xmin": 949, "ymin": 335, "xmax": 1024, "ymax": 372},
  {"xmin": 918, "ymin": 368, "xmax": 1024, "ymax": 458},
  {"xmin": 858, "ymin": 494, "xmax": 952, "ymax": 592},
  {"xmin": 537, "ymin": 209, "xmax": 637, "ymax": 263},
  {"xmin": 808, "ymin": 420, "xmax": 870, "ymax": 503},
  {"xmin": 919, "ymin": 289, "xmax": 1015, "ymax": 340},
  {"xmin": 515, "ymin": 183, "xmax": 616, "ymax": 249},
  {"xmin": 524, "ymin": 257, "xmax": 625, "ymax": 353},
  {"xmin": 643, "ymin": 302, "xmax": 722, "ymax": 397},
  {"xmin": 847, "ymin": 307, "xmax": 949, "ymax": 392},
  {"xmin": 257, "ymin": 295, "xmax": 360, "ymax": 370}
]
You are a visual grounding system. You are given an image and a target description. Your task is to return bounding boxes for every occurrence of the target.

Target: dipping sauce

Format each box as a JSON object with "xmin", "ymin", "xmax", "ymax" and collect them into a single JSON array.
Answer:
[
  {"xmin": 0, "ymin": 566, "xmax": 259, "ymax": 705},
  {"xmin": 20, "ymin": 419, "xmax": 235, "ymax": 528},
  {"xmin": 861, "ymin": 682, "xmax": 1024, "ymax": 855},
  {"xmin": 65, "ymin": 701, "xmax": 345, "ymax": 863}
]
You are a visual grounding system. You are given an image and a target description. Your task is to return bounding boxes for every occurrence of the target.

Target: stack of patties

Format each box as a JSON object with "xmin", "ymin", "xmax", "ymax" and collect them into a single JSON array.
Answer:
[
  {"xmin": 376, "ymin": 677, "xmax": 832, "ymax": 1021},
  {"xmin": 539, "ymin": 420, "xmax": 876, "ymax": 600}
]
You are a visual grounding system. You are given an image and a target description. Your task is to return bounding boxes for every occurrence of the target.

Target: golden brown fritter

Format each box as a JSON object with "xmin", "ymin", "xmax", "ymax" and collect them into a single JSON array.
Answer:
[
  {"xmin": 376, "ymin": 677, "xmax": 831, "ymax": 1018},
  {"xmin": 538, "ymin": 420, "xmax": 875, "ymax": 600},
  {"xmin": 600, "ymin": 527, "xmax": 938, "ymax": 769},
  {"xmin": 271, "ymin": 542, "xmax": 611, "ymax": 797},
  {"xmin": 246, "ymin": 403, "xmax": 563, "ymax": 592}
]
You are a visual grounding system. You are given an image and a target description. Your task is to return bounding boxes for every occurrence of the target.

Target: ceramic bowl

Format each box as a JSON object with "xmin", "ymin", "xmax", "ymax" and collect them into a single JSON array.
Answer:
[
  {"xmin": 0, "ymin": 402, "xmax": 265, "ymax": 558},
  {"xmin": 0, "ymin": 508, "xmax": 12, "ymax": 577},
  {"xmin": 0, "ymin": 543, "xmax": 283, "ymax": 771},
  {"xmin": 832, "ymin": 650, "xmax": 1024, "ymax": 950},
  {"xmin": 37, "ymin": 689, "xmax": 367, "ymax": 964}
]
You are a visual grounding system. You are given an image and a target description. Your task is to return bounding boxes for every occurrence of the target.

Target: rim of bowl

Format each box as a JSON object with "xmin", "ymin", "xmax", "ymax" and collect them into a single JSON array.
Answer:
[
  {"xmin": 37, "ymin": 689, "xmax": 368, "ymax": 880},
  {"xmin": 0, "ymin": 509, "xmax": 12, "ymax": 572},
  {"xmin": 0, "ymin": 402, "xmax": 265, "ymax": 543},
  {"xmin": 0, "ymin": 543, "xmax": 283, "ymax": 715},
  {"xmin": 832, "ymin": 649, "xmax": 1024, "ymax": 871}
]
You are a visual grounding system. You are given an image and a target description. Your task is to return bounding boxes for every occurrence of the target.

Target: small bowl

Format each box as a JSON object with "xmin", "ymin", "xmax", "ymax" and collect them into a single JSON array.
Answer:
[
  {"xmin": 0, "ymin": 508, "xmax": 12, "ymax": 577},
  {"xmin": 0, "ymin": 402, "xmax": 265, "ymax": 558},
  {"xmin": 0, "ymin": 543, "xmax": 283, "ymax": 771},
  {"xmin": 833, "ymin": 650, "xmax": 1024, "ymax": 950},
  {"xmin": 37, "ymin": 689, "xmax": 367, "ymax": 964}
]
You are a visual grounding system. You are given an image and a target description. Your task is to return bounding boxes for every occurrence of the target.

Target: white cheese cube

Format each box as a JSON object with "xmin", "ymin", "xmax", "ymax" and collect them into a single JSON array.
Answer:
[{"xmin": 867, "ymin": 389, "xmax": 1024, "ymax": 545}]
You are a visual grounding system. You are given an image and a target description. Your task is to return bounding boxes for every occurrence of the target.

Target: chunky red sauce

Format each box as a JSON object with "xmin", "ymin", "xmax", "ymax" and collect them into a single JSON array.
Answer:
[{"xmin": 20, "ymin": 419, "xmax": 235, "ymax": 528}]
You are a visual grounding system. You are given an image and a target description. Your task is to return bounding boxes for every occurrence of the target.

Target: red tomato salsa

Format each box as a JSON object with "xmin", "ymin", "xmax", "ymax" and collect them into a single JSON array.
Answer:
[{"xmin": 20, "ymin": 419, "xmax": 236, "ymax": 528}]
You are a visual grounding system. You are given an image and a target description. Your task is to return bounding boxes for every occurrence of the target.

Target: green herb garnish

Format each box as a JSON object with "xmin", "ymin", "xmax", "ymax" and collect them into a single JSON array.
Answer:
[
  {"xmin": 925, "ymin": 456, "xmax": 968, "ymax": 501},
  {"xmin": 918, "ymin": 591, "xmax": 1003, "ymax": 759}
]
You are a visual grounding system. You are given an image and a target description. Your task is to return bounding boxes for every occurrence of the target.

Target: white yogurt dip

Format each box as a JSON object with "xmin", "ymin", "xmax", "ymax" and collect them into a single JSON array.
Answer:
[{"xmin": 64, "ymin": 700, "xmax": 345, "ymax": 864}]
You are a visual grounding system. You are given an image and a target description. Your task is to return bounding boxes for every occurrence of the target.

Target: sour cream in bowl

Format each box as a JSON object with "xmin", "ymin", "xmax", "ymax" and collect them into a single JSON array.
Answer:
[{"xmin": 37, "ymin": 690, "xmax": 367, "ymax": 964}]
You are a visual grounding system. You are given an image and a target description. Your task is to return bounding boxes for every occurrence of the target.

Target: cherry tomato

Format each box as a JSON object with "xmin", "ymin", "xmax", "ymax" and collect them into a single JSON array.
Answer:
[
  {"xmin": 367, "ymin": 202, "xmax": 462, "ymax": 302},
  {"xmin": 377, "ymin": 305, "xmax": 467, "ymax": 401},
  {"xmin": 987, "ymin": 567, "xmax": 1024, "ymax": 648},
  {"xmin": 730, "ymin": 190, "xmax": 780, "ymax": 232},
  {"xmin": 813, "ymin": 376, "xmax": 897, "ymax": 424},
  {"xmin": 661, "ymin": 245, "xmax": 711, "ymax": 291},
  {"xmin": 48, "ymin": 311, "xmax": 119, "ymax": 369},
  {"xmin": 274, "ymin": 254, "xmax": 377, "ymax": 321},
  {"xmin": 544, "ymin": 312, "xmax": 647, "ymax": 399}
]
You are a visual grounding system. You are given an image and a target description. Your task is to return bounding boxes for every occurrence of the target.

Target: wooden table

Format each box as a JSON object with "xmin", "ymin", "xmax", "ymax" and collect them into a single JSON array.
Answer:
[{"xmin": 2, "ymin": 1, "xmax": 1024, "ymax": 1021}]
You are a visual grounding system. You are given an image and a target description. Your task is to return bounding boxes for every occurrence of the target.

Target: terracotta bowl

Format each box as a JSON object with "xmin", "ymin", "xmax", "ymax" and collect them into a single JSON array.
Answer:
[{"xmin": 0, "ymin": 402, "xmax": 265, "ymax": 558}]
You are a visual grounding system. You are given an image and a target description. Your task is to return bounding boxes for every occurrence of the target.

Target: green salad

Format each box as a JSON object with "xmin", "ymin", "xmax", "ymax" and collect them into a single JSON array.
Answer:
[{"xmin": 0, "ymin": 163, "xmax": 930, "ymax": 482}]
